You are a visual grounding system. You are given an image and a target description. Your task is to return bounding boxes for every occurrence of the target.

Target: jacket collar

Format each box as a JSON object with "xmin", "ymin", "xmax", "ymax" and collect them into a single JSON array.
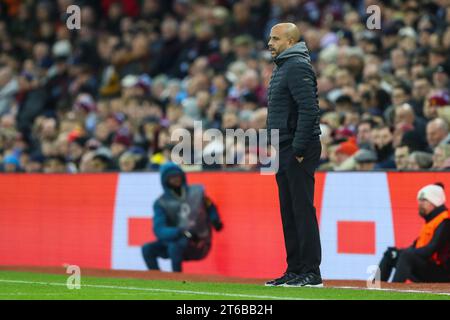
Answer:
[
  {"xmin": 273, "ymin": 42, "xmax": 310, "ymax": 66},
  {"xmin": 425, "ymin": 205, "xmax": 448, "ymax": 222}
]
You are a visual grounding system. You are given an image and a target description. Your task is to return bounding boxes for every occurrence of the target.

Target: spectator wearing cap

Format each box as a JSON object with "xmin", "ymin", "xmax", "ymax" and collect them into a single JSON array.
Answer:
[
  {"xmin": 119, "ymin": 152, "xmax": 138, "ymax": 172},
  {"xmin": 128, "ymin": 146, "xmax": 148, "ymax": 170},
  {"xmin": 121, "ymin": 75, "xmax": 141, "ymax": 99},
  {"xmin": 334, "ymin": 125, "xmax": 356, "ymax": 142},
  {"xmin": 378, "ymin": 183, "xmax": 450, "ymax": 283},
  {"xmin": 337, "ymin": 29, "xmax": 354, "ymax": 47},
  {"xmin": 111, "ymin": 128, "xmax": 133, "ymax": 165},
  {"xmin": 427, "ymin": 118, "xmax": 450, "ymax": 150},
  {"xmin": 2, "ymin": 154, "xmax": 20, "ymax": 173},
  {"xmin": 106, "ymin": 112, "xmax": 127, "ymax": 135},
  {"xmin": 424, "ymin": 90, "xmax": 450, "ymax": 121},
  {"xmin": 398, "ymin": 27, "xmax": 418, "ymax": 53},
  {"xmin": 91, "ymin": 151, "xmax": 113, "ymax": 173},
  {"xmin": 334, "ymin": 95, "xmax": 354, "ymax": 114},
  {"xmin": 43, "ymin": 156, "xmax": 67, "ymax": 173},
  {"xmin": 47, "ymin": 40, "xmax": 71, "ymax": 106},
  {"xmin": 73, "ymin": 93, "xmax": 97, "ymax": 134},
  {"xmin": 381, "ymin": 22, "xmax": 401, "ymax": 53},
  {"xmin": 67, "ymin": 137, "xmax": 88, "ymax": 171},
  {"xmin": 121, "ymin": 74, "xmax": 151, "ymax": 100},
  {"xmin": 432, "ymin": 64, "xmax": 450, "ymax": 90},
  {"xmin": 354, "ymin": 149, "xmax": 377, "ymax": 171},
  {"xmin": 333, "ymin": 137, "xmax": 359, "ymax": 171},
  {"xmin": 139, "ymin": 115, "xmax": 161, "ymax": 151}
]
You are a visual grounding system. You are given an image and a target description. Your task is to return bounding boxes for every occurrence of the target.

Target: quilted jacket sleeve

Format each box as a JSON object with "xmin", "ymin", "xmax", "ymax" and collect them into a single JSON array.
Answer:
[{"xmin": 286, "ymin": 61, "xmax": 320, "ymax": 157}]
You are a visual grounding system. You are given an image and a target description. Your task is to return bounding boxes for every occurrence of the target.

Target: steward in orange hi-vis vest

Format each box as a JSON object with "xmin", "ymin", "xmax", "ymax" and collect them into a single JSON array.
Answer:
[
  {"xmin": 415, "ymin": 210, "xmax": 450, "ymax": 266},
  {"xmin": 379, "ymin": 184, "xmax": 450, "ymax": 283}
]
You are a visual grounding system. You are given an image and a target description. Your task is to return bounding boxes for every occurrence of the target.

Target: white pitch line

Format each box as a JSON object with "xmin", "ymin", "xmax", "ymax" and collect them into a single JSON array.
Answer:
[
  {"xmin": 0, "ymin": 279, "xmax": 310, "ymax": 300},
  {"xmin": 1, "ymin": 279, "xmax": 448, "ymax": 299},
  {"xmin": 0, "ymin": 293, "xmax": 75, "ymax": 296},
  {"xmin": 329, "ymin": 285, "xmax": 450, "ymax": 297},
  {"xmin": 0, "ymin": 292, "xmax": 161, "ymax": 296}
]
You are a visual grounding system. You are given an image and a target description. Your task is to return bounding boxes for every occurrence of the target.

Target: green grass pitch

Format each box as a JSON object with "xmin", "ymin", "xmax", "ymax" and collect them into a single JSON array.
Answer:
[{"xmin": 0, "ymin": 271, "xmax": 449, "ymax": 300}]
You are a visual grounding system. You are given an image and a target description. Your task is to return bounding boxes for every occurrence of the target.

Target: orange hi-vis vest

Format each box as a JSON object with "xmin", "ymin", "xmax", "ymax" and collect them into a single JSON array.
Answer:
[{"xmin": 415, "ymin": 210, "xmax": 450, "ymax": 264}]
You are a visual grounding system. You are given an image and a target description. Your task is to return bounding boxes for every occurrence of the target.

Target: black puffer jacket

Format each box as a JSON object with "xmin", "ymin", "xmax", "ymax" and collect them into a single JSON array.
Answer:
[{"xmin": 267, "ymin": 42, "xmax": 321, "ymax": 157}]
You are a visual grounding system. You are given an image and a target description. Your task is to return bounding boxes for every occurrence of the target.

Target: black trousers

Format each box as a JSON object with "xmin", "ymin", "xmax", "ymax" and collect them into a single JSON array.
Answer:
[
  {"xmin": 141, "ymin": 238, "xmax": 189, "ymax": 272},
  {"xmin": 379, "ymin": 248, "xmax": 450, "ymax": 283},
  {"xmin": 275, "ymin": 139, "xmax": 322, "ymax": 276},
  {"xmin": 142, "ymin": 238, "xmax": 210, "ymax": 272}
]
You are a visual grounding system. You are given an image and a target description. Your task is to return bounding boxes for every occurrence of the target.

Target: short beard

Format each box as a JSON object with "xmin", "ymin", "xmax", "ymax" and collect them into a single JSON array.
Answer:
[{"xmin": 419, "ymin": 208, "xmax": 428, "ymax": 218}]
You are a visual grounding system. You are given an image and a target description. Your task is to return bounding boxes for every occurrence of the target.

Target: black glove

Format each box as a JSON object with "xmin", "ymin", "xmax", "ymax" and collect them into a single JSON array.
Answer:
[
  {"xmin": 212, "ymin": 220, "xmax": 223, "ymax": 231},
  {"xmin": 385, "ymin": 247, "xmax": 399, "ymax": 261},
  {"xmin": 183, "ymin": 229, "xmax": 199, "ymax": 241}
]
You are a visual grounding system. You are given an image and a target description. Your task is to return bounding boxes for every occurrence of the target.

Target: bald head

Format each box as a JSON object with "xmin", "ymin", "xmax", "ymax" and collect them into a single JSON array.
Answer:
[
  {"xmin": 268, "ymin": 23, "xmax": 300, "ymax": 58},
  {"xmin": 395, "ymin": 103, "xmax": 415, "ymax": 125},
  {"xmin": 427, "ymin": 118, "xmax": 449, "ymax": 148},
  {"xmin": 275, "ymin": 23, "xmax": 300, "ymax": 42}
]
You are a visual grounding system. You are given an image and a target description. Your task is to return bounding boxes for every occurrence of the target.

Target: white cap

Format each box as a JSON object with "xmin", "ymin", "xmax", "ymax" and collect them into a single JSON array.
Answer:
[
  {"xmin": 52, "ymin": 40, "xmax": 72, "ymax": 58},
  {"xmin": 417, "ymin": 184, "xmax": 446, "ymax": 207},
  {"xmin": 399, "ymin": 27, "xmax": 417, "ymax": 39},
  {"xmin": 121, "ymin": 75, "xmax": 139, "ymax": 88}
]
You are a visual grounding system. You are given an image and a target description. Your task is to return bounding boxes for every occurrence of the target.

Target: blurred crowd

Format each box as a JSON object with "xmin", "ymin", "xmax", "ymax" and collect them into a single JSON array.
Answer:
[{"xmin": 1, "ymin": 0, "xmax": 450, "ymax": 173}]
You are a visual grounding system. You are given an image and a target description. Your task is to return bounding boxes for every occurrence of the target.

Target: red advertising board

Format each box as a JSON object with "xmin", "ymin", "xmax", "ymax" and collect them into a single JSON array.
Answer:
[{"xmin": 0, "ymin": 171, "xmax": 448, "ymax": 279}]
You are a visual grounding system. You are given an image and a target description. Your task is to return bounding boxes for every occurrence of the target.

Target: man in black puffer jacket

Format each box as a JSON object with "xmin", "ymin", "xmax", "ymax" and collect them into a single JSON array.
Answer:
[{"xmin": 265, "ymin": 23, "xmax": 323, "ymax": 288}]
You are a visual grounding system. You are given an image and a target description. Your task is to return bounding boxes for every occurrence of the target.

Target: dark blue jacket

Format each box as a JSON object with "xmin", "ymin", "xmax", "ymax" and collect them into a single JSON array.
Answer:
[
  {"xmin": 267, "ymin": 42, "xmax": 321, "ymax": 157},
  {"xmin": 153, "ymin": 162, "xmax": 222, "ymax": 241}
]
